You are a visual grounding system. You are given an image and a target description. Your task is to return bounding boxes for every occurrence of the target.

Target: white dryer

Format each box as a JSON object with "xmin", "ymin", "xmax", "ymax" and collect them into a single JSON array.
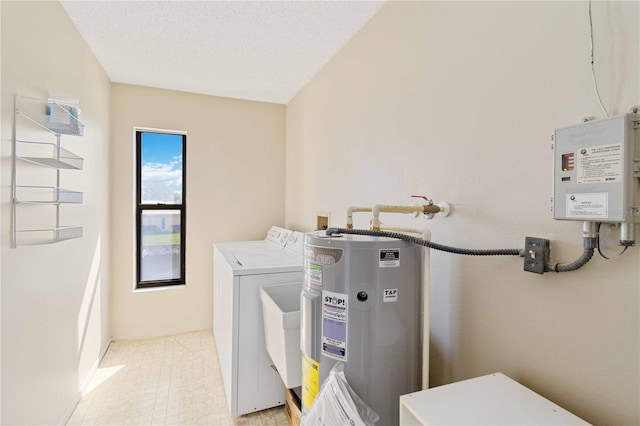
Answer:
[{"xmin": 213, "ymin": 230, "xmax": 304, "ymax": 417}]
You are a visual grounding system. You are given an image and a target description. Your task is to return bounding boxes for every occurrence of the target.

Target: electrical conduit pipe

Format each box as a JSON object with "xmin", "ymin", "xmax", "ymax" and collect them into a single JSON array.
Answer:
[{"xmin": 545, "ymin": 221, "xmax": 597, "ymax": 272}]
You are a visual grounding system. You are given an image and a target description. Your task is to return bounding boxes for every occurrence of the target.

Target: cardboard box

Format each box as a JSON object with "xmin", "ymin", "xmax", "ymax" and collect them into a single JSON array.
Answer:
[{"xmin": 285, "ymin": 388, "xmax": 302, "ymax": 426}]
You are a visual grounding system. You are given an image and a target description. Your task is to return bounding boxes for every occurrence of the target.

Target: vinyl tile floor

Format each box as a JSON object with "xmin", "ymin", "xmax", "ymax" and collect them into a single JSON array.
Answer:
[{"xmin": 67, "ymin": 330, "xmax": 288, "ymax": 425}]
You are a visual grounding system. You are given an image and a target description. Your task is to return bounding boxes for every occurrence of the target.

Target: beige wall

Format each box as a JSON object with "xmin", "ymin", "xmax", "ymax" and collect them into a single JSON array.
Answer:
[
  {"xmin": 1, "ymin": 1, "xmax": 111, "ymax": 424},
  {"xmin": 110, "ymin": 84, "xmax": 285, "ymax": 339},
  {"xmin": 286, "ymin": 2, "xmax": 639, "ymax": 424}
]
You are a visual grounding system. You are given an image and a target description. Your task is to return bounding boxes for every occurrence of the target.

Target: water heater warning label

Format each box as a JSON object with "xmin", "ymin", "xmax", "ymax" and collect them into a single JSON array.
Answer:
[
  {"xmin": 379, "ymin": 249, "xmax": 400, "ymax": 268},
  {"xmin": 302, "ymin": 354, "xmax": 319, "ymax": 410},
  {"xmin": 383, "ymin": 289, "xmax": 398, "ymax": 302},
  {"xmin": 322, "ymin": 291, "xmax": 348, "ymax": 361},
  {"xmin": 576, "ymin": 143, "xmax": 622, "ymax": 184},
  {"xmin": 306, "ymin": 262, "xmax": 323, "ymax": 287}
]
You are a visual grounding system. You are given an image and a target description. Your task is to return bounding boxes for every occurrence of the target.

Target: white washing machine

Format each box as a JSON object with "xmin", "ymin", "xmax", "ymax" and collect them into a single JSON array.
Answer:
[
  {"xmin": 213, "ymin": 230, "xmax": 304, "ymax": 417},
  {"xmin": 215, "ymin": 225, "xmax": 292, "ymax": 253}
]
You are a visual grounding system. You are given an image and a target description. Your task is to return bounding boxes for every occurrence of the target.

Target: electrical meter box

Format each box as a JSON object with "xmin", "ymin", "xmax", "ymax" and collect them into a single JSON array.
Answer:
[{"xmin": 553, "ymin": 113, "xmax": 640, "ymax": 223}]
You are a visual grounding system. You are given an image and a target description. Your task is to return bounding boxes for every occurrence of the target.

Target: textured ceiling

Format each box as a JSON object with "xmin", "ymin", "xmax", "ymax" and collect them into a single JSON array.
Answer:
[{"xmin": 60, "ymin": 1, "xmax": 386, "ymax": 104}]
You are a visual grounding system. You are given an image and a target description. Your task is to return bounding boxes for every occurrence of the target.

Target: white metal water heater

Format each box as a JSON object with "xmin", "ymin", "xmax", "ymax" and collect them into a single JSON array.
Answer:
[{"xmin": 301, "ymin": 231, "xmax": 423, "ymax": 425}]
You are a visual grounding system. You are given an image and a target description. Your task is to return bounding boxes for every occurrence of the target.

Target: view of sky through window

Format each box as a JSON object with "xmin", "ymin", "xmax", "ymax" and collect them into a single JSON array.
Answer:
[{"xmin": 141, "ymin": 132, "xmax": 183, "ymax": 204}]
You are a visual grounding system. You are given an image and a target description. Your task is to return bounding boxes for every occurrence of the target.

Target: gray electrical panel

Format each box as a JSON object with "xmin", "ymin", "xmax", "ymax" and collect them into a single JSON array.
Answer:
[{"xmin": 553, "ymin": 113, "xmax": 640, "ymax": 223}]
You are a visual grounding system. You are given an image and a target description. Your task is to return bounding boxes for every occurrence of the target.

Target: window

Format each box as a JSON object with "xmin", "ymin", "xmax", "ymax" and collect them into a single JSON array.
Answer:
[{"xmin": 136, "ymin": 131, "xmax": 186, "ymax": 288}]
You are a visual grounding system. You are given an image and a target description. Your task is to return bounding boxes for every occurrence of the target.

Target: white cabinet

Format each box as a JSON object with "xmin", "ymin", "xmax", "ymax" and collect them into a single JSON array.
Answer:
[
  {"xmin": 12, "ymin": 96, "xmax": 84, "ymax": 246},
  {"xmin": 399, "ymin": 373, "xmax": 590, "ymax": 425}
]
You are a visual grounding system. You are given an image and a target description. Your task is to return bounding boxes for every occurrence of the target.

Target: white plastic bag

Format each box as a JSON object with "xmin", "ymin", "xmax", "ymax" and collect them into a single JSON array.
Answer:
[{"xmin": 301, "ymin": 363, "xmax": 379, "ymax": 426}]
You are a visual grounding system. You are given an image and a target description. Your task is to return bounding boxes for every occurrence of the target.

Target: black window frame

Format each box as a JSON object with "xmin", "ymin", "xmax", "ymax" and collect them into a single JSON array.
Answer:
[{"xmin": 135, "ymin": 130, "xmax": 186, "ymax": 289}]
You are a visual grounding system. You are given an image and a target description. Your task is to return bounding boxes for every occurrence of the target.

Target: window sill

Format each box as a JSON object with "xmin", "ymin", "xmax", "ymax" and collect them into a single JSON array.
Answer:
[{"xmin": 133, "ymin": 284, "xmax": 187, "ymax": 294}]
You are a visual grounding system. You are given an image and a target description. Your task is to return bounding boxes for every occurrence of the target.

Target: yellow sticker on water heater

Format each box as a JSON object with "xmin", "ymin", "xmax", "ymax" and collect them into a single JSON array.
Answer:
[{"xmin": 302, "ymin": 353, "xmax": 319, "ymax": 410}]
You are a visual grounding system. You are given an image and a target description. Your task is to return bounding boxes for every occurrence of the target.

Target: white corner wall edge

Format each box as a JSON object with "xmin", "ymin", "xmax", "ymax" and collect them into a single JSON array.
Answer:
[{"xmin": 57, "ymin": 343, "xmax": 111, "ymax": 426}]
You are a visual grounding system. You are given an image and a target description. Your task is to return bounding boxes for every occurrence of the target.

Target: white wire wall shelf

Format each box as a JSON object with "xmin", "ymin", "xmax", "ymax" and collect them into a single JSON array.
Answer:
[
  {"xmin": 12, "ymin": 95, "xmax": 85, "ymax": 247},
  {"xmin": 16, "ymin": 140, "xmax": 83, "ymax": 170},
  {"xmin": 14, "ymin": 225, "xmax": 84, "ymax": 246},
  {"xmin": 16, "ymin": 99, "xmax": 84, "ymax": 136},
  {"xmin": 15, "ymin": 186, "xmax": 83, "ymax": 204}
]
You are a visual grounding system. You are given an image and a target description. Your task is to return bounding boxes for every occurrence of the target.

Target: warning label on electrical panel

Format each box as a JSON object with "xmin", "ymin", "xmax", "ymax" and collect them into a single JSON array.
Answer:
[
  {"xmin": 576, "ymin": 144, "xmax": 622, "ymax": 184},
  {"xmin": 379, "ymin": 249, "xmax": 400, "ymax": 268},
  {"xmin": 566, "ymin": 193, "xmax": 609, "ymax": 218},
  {"xmin": 322, "ymin": 291, "xmax": 348, "ymax": 361}
]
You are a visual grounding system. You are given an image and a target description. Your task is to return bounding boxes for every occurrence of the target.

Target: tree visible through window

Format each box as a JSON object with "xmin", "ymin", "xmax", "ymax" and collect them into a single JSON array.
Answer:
[{"xmin": 136, "ymin": 131, "xmax": 186, "ymax": 288}]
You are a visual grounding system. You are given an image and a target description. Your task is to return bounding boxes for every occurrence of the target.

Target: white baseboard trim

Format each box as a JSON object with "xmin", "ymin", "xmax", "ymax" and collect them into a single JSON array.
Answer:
[{"xmin": 111, "ymin": 327, "xmax": 212, "ymax": 342}]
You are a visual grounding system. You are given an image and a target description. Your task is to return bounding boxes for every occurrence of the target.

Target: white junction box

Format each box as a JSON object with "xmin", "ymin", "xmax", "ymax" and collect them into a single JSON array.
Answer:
[{"xmin": 553, "ymin": 113, "xmax": 640, "ymax": 223}]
